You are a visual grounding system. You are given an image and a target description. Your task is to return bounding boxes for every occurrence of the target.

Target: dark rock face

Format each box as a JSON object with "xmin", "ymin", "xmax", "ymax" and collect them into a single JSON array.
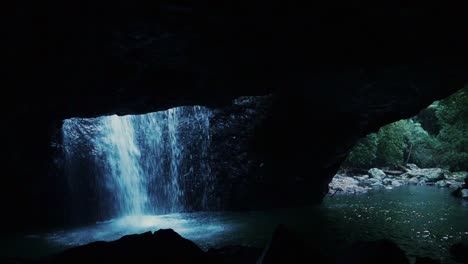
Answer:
[
  {"xmin": 258, "ymin": 224, "xmax": 317, "ymax": 264},
  {"xmin": 4, "ymin": 1, "xmax": 468, "ymax": 232},
  {"xmin": 449, "ymin": 242, "xmax": 468, "ymax": 263},
  {"xmin": 38, "ymin": 229, "xmax": 205, "ymax": 264},
  {"xmin": 206, "ymin": 246, "xmax": 263, "ymax": 264},
  {"xmin": 209, "ymin": 96, "xmax": 274, "ymax": 210},
  {"xmin": 336, "ymin": 239, "xmax": 410, "ymax": 264}
]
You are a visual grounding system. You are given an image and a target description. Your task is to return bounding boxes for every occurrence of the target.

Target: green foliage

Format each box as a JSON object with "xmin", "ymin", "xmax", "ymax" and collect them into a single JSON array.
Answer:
[
  {"xmin": 405, "ymin": 121, "xmax": 439, "ymax": 168},
  {"xmin": 434, "ymin": 86, "xmax": 468, "ymax": 171},
  {"xmin": 344, "ymin": 134, "xmax": 378, "ymax": 168},
  {"xmin": 343, "ymin": 85, "xmax": 468, "ymax": 170},
  {"xmin": 375, "ymin": 120, "xmax": 408, "ymax": 166},
  {"xmin": 343, "ymin": 121, "xmax": 409, "ymax": 168}
]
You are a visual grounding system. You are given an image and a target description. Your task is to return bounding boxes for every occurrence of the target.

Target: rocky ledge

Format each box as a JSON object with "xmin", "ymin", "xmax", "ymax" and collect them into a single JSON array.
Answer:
[{"xmin": 329, "ymin": 165, "xmax": 468, "ymax": 196}]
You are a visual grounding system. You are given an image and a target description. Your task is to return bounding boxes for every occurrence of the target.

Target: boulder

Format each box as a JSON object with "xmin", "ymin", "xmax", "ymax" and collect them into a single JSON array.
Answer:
[
  {"xmin": 38, "ymin": 229, "xmax": 205, "ymax": 264},
  {"xmin": 368, "ymin": 168, "xmax": 386, "ymax": 180},
  {"xmin": 408, "ymin": 177, "xmax": 419, "ymax": 185},
  {"xmin": 452, "ymin": 188, "xmax": 468, "ymax": 200},
  {"xmin": 435, "ymin": 180, "xmax": 449, "ymax": 188},
  {"xmin": 391, "ymin": 180, "xmax": 402, "ymax": 187},
  {"xmin": 436, "ymin": 180, "xmax": 463, "ymax": 188},
  {"xmin": 353, "ymin": 175, "xmax": 369, "ymax": 182},
  {"xmin": 363, "ymin": 178, "xmax": 382, "ymax": 185},
  {"xmin": 462, "ymin": 189, "xmax": 468, "ymax": 199},
  {"xmin": 447, "ymin": 181, "xmax": 463, "ymax": 188},
  {"xmin": 406, "ymin": 164, "xmax": 420, "ymax": 170},
  {"xmin": 383, "ymin": 178, "xmax": 393, "ymax": 185},
  {"xmin": 446, "ymin": 171, "xmax": 468, "ymax": 182},
  {"xmin": 405, "ymin": 168, "xmax": 446, "ymax": 182},
  {"xmin": 329, "ymin": 176, "xmax": 369, "ymax": 195}
]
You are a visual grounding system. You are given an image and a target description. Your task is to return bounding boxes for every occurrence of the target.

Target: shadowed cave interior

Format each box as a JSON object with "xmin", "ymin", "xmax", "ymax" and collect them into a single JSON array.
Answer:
[{"xmin": 3, "ymin": 1, "xmax": 468, "ymax": 263}]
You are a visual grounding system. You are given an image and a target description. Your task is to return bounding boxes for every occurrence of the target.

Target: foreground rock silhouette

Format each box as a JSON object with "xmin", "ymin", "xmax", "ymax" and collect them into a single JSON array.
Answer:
[
  {"xmin": 19, "ymin": 226, "xmax": 455, "ymax": 264},
  {"xmin": 450, "ymin": 242, "xmax": 468, "ymax": 263},
  {"xmin": 38, "ymin": 229, "xmax": 205, "ymax": 264},
  {"xmin": 335, "ymin": 239, "xmax": 410, "ymax": 264}
]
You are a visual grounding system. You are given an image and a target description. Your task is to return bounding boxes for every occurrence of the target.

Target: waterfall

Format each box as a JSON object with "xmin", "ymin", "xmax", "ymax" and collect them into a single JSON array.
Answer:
[
  {"xmin": 167, "ymin": 108, "xmax": 182, "ymax": 212},
  {"xmin": 98, "ymin": 115, "xmax": 147, "ymax": 216},
  {"xmin": 62, "ymin": 106, "xmax": 212, "ymax": 221}
]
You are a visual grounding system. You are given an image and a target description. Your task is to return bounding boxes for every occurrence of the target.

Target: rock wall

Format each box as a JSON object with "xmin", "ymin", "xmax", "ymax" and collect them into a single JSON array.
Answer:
[{"xmin": 3, "ymin": 1, "xmax": 468, "ymax": 232}]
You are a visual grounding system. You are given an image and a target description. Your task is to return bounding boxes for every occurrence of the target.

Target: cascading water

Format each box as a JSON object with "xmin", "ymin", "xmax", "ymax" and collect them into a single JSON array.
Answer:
[
  {"xmin": 96, "ymin": 115, "xmax": 147, "ymax": 216},
  {"xmin": 62, "ymin": 106, "xmax": 213, "ymax": 222},
  {"xmin": 167, "ymin": 108, "xmax": 182, "ymax": 212}
]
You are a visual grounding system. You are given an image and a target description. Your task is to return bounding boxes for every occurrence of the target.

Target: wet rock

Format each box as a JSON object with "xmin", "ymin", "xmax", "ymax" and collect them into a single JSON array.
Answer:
[
  {"xmin": 436, "ymin": 180, "xmax": 463, "ymax": 188},
  {"xmin": 336, "ymin": 239, "xmax": 409, "ymax": 264},
  {"xmin": 5, "ymin": 0, "xmax": 468, "ymax": 233},
  {"xmin": 404, "ymin": 168, "xmax": 446, "ymax": 182},
  {"xmin": 368, "ymin": 168, "xmax": 386, "ymax": 180},
  {"xmin": 383, "ymin": 178, "xmax": 393, "ymax": 185},
  {"xmin": 448, "ymin": 181, "xmax": 464, "ymax": 188},
  {"xmin": 391, "ymin": 180, "xmax": 402, "ymax": 187},
  {"xmin": 446, "ymin": 171, "xmax": 468, "ymax": 182},
  {"xmin": 452, "ymin": 178, "xmax": 468, "ymax": 199},
  {"xmin": 408, "ymin": 177, "xmax": 420, "ymax": 185},
  {"xmin": 435, "ymin": 180, "xmax": 449, "ymax": 188},
  {"xmin": 462, "ymin": 189, "xmax": 468, "ymax": 199},
  {"xmin": 360, "ymin": 177, "xmax": 381, "ymax": 187},
  {"xmin": 353, "ymin": 175, "xmax": 369, "ymax": 181},
  {"xmin": 406, "ymin": 164, "xmax": 420, "ymax": 170},
  {"xmin": 38, "ymin": 229, "xmax": 205, "ymax": 264},
  {"xmin": 370, "ymin": 181, "xmax": 384, "ymax": 188},
  {"xmin": 329, "ymin": 175, "xmax": 369, "ymax": 195},
  {"xmin": 449, "ymin": 242, "xmax": 468, "ymax": 263}
]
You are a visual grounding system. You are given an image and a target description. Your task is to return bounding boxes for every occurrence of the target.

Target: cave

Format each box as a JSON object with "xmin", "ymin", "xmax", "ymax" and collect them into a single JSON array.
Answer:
[{"xmin": 3, "ymin": 1, "xmax": 468, "ymax": 263}]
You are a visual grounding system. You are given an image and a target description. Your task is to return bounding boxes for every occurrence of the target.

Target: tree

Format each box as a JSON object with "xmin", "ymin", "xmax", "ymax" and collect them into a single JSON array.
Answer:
[
  {"xmin": 343, "ymin": 133, "xmax": 378, "ymax": 168},
  {"xmin": 342, "ymin": 85, "xmax": 467, "ymax": 171},
  {"xmin": 435, "ymin": 85, "xmax": 468, "ymax": 171},
  {"xmin": 374, "ymin": 120, "xmax": 408, "ymax": 166}
]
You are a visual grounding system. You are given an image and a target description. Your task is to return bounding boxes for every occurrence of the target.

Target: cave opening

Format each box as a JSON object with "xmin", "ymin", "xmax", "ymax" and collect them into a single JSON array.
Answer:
[
  {"xmin": 2, "ymin": 90, "xmax": 466, "ymax": 263},
  {"xmin": 4, "ymin": 1, "xmax": 468, "ymax": 262},
  {"xmin": 324, "ymin": 87, "xmax": 468, "ymax": 262}
]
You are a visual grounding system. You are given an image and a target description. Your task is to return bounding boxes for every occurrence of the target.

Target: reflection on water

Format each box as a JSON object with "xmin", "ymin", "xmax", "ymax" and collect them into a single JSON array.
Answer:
[
  {"xmin": 45, "ymin": 213, "xmax": 241, "ymax": 250},
  {"xmin": 1, "ymin": 186, "xmax": 467, "ymax": 263},
  {"xmin": 321, "ymin": 186, "xmax": 468, "ymax": 263}
]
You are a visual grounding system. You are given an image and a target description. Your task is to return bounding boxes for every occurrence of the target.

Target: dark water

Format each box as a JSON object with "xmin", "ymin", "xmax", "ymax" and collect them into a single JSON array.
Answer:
[{"xmin": 1, "ymin": 186, "xmax": 467, "ymax": 263}]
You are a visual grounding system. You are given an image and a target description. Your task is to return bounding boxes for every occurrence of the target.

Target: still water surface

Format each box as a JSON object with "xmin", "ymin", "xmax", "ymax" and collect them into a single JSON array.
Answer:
[{"xmin": 2, "ymin": 186, "xmax": 467, "ymax": 263}]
